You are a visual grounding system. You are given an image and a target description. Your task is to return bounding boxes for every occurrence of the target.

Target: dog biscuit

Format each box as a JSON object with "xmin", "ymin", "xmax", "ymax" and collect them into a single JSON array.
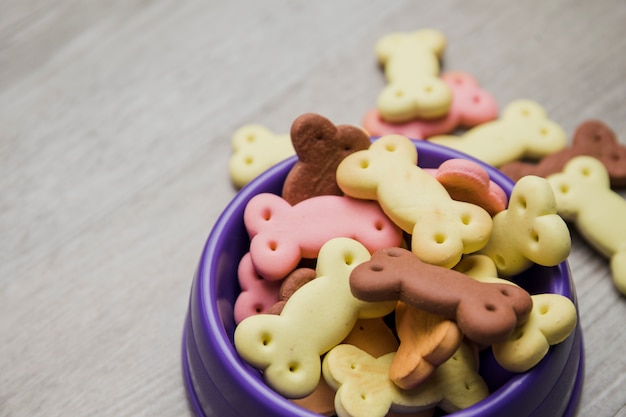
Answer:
[
  {"xmin": 244, "ymin": 193, "xmax": 402, "ymax": 280},
  {"xmin": 390, "ymin": 301, "xmax": 463, "ymax": 390},
  {"xmin": 500, "ymin": 120, "xmax": 626, "ymax": 187},
  {"xmin": 426, "ymin": 158, "xmax": 508, "ymax": 216},
  {"xmin": 234, "ymin": 252, "xmax": 283, "ymax": 323},
  {"xmin": 547, "ymin": 156, "xmax": 626, "ymax": 294},
  {"xmin": 322, "ymin": 342, "xmax": 488, "ymax": 417},
  {"xmin": 428, "ymin": 100, "xmax": 567, "ymax": 167},
  {"xmin": 229, "ymin": 124, "xmax": 294, "ymax": 188},
  {"xmin": 478, "ymin": 175, "xmax": 571, "ymax": 277},
  {"xmin": 375, "ymin": 29, "xmax": 452, "ymax": 122},
  {"xmin": 234, "ymin": 238, "xmax": 397, "ymax": 398},
  {"xmin": 282, "ymin": 113, "xmax": 371, "ymax": 205},
  {"xmin": 336, "ymin": 134, "xmax": 493, "ymax": 268},
  {"xmin": 349, "ymin": 247, "xmax": 533, "ymax": 345},
  {"xmin": 266, "ymin": 267, "xmax": 317, "ymax": 315},
  {"xmin": 454, "ymin": 255, "xmax": 578, "ymax": 371},
  {"xmin": 363, "ymin": 71, "xmax": 498, "ymax": 139}
]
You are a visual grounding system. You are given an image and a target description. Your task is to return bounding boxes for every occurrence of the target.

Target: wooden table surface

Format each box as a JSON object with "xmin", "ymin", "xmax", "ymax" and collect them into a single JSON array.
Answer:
[{"xmin": 2, "ymin": 1, "xmax": 625, "ymax": 416}]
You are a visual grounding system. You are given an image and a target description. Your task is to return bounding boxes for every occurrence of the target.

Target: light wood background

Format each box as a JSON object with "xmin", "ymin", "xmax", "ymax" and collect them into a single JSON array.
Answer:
[{"xmin": 2, "ymin": 1, "xmax": 625, "ymax": 416}]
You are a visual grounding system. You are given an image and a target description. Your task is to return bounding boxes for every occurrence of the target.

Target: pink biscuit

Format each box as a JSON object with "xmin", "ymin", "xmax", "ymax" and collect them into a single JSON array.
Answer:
[
  {"xmin": 363, "ymin": 71, "xmax": 498, "ymax": 139},
  {"xmin": 425, "ymin": 158, "xmax": 508, "ymax": 216},
  {"xmin": 244, "ymin": 193, "xmax": 403, "ymax": 280},
  {"xmin": 233, "ymin": 253, "xmax": 283, "ymax": 324}
]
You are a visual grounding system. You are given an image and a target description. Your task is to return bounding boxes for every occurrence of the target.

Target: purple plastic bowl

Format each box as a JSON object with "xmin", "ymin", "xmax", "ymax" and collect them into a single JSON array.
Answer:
[{"xmin": 182, "ymin": 140, "xmax": 584, "ymax": 417}]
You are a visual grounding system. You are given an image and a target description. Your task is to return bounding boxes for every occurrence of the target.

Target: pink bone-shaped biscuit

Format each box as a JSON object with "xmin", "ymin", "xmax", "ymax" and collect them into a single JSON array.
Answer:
[
  {"xmin": 233, "ymin": 252, "xmax": 283, "ymax": 324},
  {"xmin": 363, "ymin": 71, "xmax": 498, "ymax": 139},
  {"xmin": 244, "ymin": 193, "xmax": 403, "ymax": 280},
  {"xmin": 424, "ymin": 158, "xmax": 508, "ymax": 216}
]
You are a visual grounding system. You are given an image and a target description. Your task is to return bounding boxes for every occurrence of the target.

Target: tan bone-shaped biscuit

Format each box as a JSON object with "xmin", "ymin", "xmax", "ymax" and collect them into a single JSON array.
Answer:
[
  {"xmin": 547, "ymin": 156, "xmax": 626, "ymax": 295},
  {"xmin": 477, "ymin": 175, "xmax": 571, "ymax": 277},
  {"xmin": 375, "ymin": 29, "xmax": 452, "ymax": 122},
  {"xmin": 228, "ymin": 124, "xmax": 294, "ymax": 188},
  {"xmin": 322, "ymin": 342, "xmax": 488, "ymax": 417},
  {"xmin": 454, "ymin": 255, "xmax": 578, "ymax": 372},
  {"xmin": 234, "ymin": 238, "xmax": 397, "ymax": 398},
  {"xmin": 428, "ymin": 100, "xmax": 567, "ymax": 167},
  {"xmin": 336, "ymin": 134, "xmax": 493, "ymax": 268},
  {"xmin": 390, "ymin": 301, "xmax": 463, "ymax": 390},
  {"xmin": 349, "ymin": 247, "xmax": 533, "ymax": 345}
]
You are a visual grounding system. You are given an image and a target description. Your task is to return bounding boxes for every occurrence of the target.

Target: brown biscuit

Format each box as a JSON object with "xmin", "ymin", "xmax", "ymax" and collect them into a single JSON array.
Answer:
[
  {"xmin": 500, "ymin": 120, "xmax": 626, "ymax": 187},
  {"xmin": 282, "ymin": 113, "xmax": 371, "ymax": 205},
  {"xmin": 349, "ymin": 247, "xmax": 533, "ymax": 345},
  {"xmin": 266, "ymin": 267, "xmax": 317, "ymax": 315}
]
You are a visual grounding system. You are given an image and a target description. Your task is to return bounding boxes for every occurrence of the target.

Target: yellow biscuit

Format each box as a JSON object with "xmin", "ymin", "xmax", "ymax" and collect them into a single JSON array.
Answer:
[
  {"xmin": 228, "ymin": 124, "xmax": 294, "ymax": 188},
  {"xmin": 375, "ymin": 29, "xmax": 451, "ymax": 122},
  {"xmin": 336, "ymin": 134, "xmax": 492, "ymax": 268},
  {"xmin": 477, "ymin": 175, "xmax": 571, "ymax": 277},
  {"xmin": 322, "ymin": 342, "xmax": 488, "ymax": 417},
  {"xmin": 429, "ymin": 100, "xmax": 567, "ymax": 167},
  {"xmin": 547, "ymin": 156, "xmax": 626, "ymax": 295},
  {"xmin": 234, "ymin": 238, "xmax": 397, "ymax": 398},
  {"xmin": 455, "ymin": 255, "xmax": 578, "ymax": 372}
]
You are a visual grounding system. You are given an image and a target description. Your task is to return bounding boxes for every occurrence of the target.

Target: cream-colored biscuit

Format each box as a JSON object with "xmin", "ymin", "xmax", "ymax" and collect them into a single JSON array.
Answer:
[
  {"xmin": 228, "ymin": 124, "xmax": 294, "ymax": 188},
  {"xmin": 547, "ymin": 156, "xmax": 626, "ymax": 295},
  {"xmin": 428, "ymin": 100, "xmax": 567, "ymax": 167},
  {"xmin": 375, "ymin": 29, "xmax": 451, "ymax": 122},
  {"xmin": 492, "ymin": 293, "xmax": 577, "ymax": 372},
  {"xmin": 234, "ymin": 238, "xmax": 397, "ymax": 398},
  {"xmin": 322, "ymin": 342, "xmax": 488, "ymax": 417},
  {"xmin": 477, "ymin": 175, "xmax": 571, "ymax": 277},
  {"xmin": 455, "ymin": 255, "xmax": 578, "ymax": 372},
  {"xmin": 336, "ymin": 134, "xmax": 492, "ymax": 268}
]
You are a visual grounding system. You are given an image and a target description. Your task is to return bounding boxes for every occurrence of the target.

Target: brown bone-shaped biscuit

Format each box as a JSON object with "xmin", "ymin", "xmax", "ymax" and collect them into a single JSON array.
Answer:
[
  {"xmin": 500, "ymin": 120, "xmax": 626, "ymax": 187},
  {"xmin": 267, "ymin": 267, "xmax": 317, "ymax": 315},
  {"xmin": 349, "ymin": 247, "xmax": 533, "ymax": 345},
  {"xmin": 282, "ymin": 113, "xmax": 372, "ymax": 205}
]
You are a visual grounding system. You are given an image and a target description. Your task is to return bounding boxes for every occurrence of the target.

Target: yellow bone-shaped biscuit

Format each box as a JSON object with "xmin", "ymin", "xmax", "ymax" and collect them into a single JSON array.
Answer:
[
  {"xmin": 322, "ymin": 343, "xmax": 488, "ymax": 417},
  {"xmin": 375, "ymin": 29, "xmax": 452, "ymax": 122},
  {"xmin": 477, "ymin": 175, "xmax": 571, "ymax": 277},
  {"xmin": 228, "ymin": 124, "xmax": 294, "ymax": 188},
  {"xmin": 336, "ymin": 134, "xmax": 493, "ymax": 268},
  {"xmin": 454, "ymin": 255, "xmax": 577, "ymax": 372},
  {"xmin": 547, "ymin": 156, "xmax": 626, "ymax": 295},
  {"xmin": 429, "ymin": 100, "xmax": 567, "ymax": 167},
  {"xmin": 234, "ymin": 238, "xmax": 397, "ymax": 398}
]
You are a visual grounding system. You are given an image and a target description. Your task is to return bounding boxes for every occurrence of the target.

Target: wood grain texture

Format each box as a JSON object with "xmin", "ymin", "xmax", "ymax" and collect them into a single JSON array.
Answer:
[{"xmin": 1, "ymin": 1, "xmax": 625, "ymax": 416}]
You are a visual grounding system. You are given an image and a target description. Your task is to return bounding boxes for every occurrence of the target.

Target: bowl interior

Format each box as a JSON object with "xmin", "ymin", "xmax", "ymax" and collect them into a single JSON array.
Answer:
[{"xmin": 197, "ymin": 139, "xmax": 576, "ymax": 416}]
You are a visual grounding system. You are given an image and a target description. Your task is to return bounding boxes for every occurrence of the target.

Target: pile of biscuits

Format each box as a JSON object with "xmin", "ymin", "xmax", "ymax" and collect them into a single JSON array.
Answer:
[{"xmin": 226, "ymin": 29, "xmax": 626, "ymax": 417}]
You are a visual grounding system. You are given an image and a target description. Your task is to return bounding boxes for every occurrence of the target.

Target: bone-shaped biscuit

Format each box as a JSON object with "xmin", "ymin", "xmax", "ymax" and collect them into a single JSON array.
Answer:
[
  {"xmin": 234, "ymin": 238, "xmax": 398, "ymax": 398},
  {"xmin": 375, "ymin": 29, "xmax": 452, "ymax": 122},
  {"xmin": 336, "ymin": 134, "xmax": 493, "ymax": 268},
  {"xmin": 547, "ymin": 156, "xmax": 626, "ymax": 295},
  {"xmin": 282, "ymin": 113, "xmax": 372, "ymax": 205},
  {"xmin": 500, "ymin": 120, "xmax": 626, "ymax": 187},
  {"xmin": 390, "ymin": 301, "xmax": 463, "ymax": 390},
  {"xmin": 349, "ymin": 247, "xmax": 533, "ymax": 345},
  {"xmin": 244, "ymin": 193, "xmax": 402, "ymax": 280},
  {"xmin": 477, "ymin": 175, "xmax": 571, "ymax": 277},
  {"xmin": 363, "ymin": 71, "xmax": 498, "ymax": 139},
  {"xmin": 322, "ymin": 342, "xmax": 488, "ymax": 417},
  {"xmin": 233, "ymin": 252, "xmax": 283, "ymax": 323},
  {"xmin": 425, "ymin": 158, "xmax": 508, "ymax": 216},
  {"xmin": 428, "ymin": 100, "xmax": 567, "ymax": 167},
  {"xmin": 454, "ymin": 255, "xmax": 578, "ymax": 372},
  {"xmin": 266, "ymin": 267, "xmax": 317, "ymax": 315},
  {"xmin": 228, "ymin": 124, "xmax": 294, "ymax": 188}
]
